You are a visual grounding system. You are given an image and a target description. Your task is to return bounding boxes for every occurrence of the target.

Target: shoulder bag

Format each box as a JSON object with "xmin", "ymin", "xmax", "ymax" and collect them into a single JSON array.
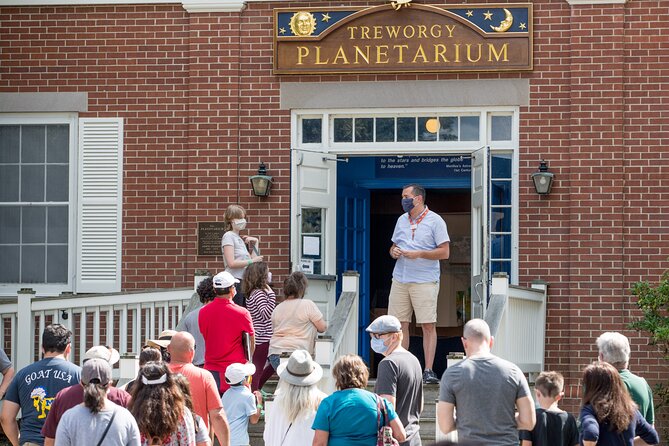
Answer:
[{"xmin": 376, "ymin": 395, "xmax": 399, "ymax": 446}]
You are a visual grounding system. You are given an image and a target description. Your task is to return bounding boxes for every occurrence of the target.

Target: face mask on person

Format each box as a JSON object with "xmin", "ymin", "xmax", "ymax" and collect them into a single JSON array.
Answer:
[
  {"xmin": 371, "ymin": 337, "xmax": 389, "ymax": 354},
  {"xmin": 232, "ymin": 218, "xmax": 247, "ymax": 231},
  {"xmin": 401, "ymin": 197, "xmax": 415, "ymax": 213}
]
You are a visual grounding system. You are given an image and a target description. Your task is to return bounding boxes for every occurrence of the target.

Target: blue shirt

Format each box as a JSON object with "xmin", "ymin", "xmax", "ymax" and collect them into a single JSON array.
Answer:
[
  {"xmin": 221, "ymin": 384, "xmax": 256, "ymax": 446},
  {"xmin": 392, "ymin": 209, "xmax": 450, "ymax": 283},
  {"xmin": 579, "ymin": 404, "xmax": 659, "ymax": 446},
  {"xmin": 312, "ymin": 388, "xmax": 398, "ymax": 446},
  {"xmin": 5, "ymin": 357, "xmax": 81, "ymax": 446}
]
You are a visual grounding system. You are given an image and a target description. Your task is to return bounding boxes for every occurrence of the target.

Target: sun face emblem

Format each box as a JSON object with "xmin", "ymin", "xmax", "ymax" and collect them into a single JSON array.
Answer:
[{"xmin": 289, "ymin": 11, "xmax": 317, "ymax": 37}]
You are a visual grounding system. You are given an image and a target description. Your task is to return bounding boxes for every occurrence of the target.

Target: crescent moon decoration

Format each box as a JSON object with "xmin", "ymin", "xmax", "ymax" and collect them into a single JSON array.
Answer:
[{"xmin": 490, "ymin": 8, "xmax": 513, "ymax": 33}]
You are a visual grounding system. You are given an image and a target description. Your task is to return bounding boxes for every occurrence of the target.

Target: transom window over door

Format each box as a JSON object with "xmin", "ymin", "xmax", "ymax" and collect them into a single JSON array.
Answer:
[{"xmin": 0, "ymin": 124, "xmax": 70, "ymax": 284}]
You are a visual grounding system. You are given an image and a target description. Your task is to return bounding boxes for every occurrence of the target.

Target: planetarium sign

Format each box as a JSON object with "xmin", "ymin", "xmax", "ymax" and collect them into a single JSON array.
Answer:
[{"xmin": 274, "ymin": 3, "xmax": 532, "ymax": 74}]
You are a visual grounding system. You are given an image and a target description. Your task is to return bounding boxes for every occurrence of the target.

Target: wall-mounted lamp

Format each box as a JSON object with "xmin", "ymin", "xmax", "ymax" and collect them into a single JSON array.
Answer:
[
  {"xmin": 531, "ymin": 159, "xmax": 554, "ymax": 195},
  {"xmin": 250, "ymin": 162, "xmax": 273, "ymax": 197},
  {"xmin": 60, "ymin": 310, "xmax": 69, "ymax": 320}
]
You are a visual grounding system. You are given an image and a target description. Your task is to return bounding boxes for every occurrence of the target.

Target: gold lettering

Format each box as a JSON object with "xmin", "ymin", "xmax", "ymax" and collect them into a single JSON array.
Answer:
[
  {"xmin": 354, "ymin": 45, "xmax": 370, "ymax": 64},
  {"xmin": 348, "ymin": 26, "xmax": 357, "ymax": 39},
  {"xmin": 434, "ymin": 44, "xmax": 448, "ymax": 62},
  {"xmin": 403, "ymin": 25, "xmax": 415, "ymax": 39},
  {"xmin": 488, "ymin": 43, "xmax": 509, "ymax": 62},
  {"xmin": 333, "ymin": 46, "xmax": 350, "ymax": 64},
  {"xmin": 412, "ymin": 44, "xmax": 428, "ymax": 63},
  {"xmin": 297, "ymin": 46, "xmax": 309, "ymax": 65},
  {"xmin": 361, "ymin": 26, "xmax": 371, "ymax": 39},
  {"xmin": 430, "ymin": 25, "xmax": 442, "ymax": 38},
  {"xmin": 417, "ymin": 25, "xmax": 428, "ymax": 39},
  {"xmin": 376, "ymin": 45, "xmax": 389, "ymax": 64},
  {"xmin": 373, "ymin": 26, "xmax": 383, "ymax": 39},
  {"xmin": 315, "ymin": 46, "xmax": 329, "ymax": 65},
  {"xmin": 445, "ymin": 25, "xmax": 456, "ymax": 38},
  {"xmin": 393, "ymin": 44, "xmax": 408, "ymax": 63},
  {"xmin": 385, "ymin": 25, "xmax": 401, "ymax": 38},
  {"xmin": 466, "ymin": 44, "xmax": 481, "ymax": 62},
  {"xmin": 454, "ymin": 43, "xmax": 461, "ymax": 62}
]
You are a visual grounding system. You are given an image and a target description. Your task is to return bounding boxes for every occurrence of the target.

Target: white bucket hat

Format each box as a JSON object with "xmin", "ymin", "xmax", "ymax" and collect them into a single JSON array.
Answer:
[{"xmin": 277, "ymin": 350, "xmax": 322, "ymax": 387}]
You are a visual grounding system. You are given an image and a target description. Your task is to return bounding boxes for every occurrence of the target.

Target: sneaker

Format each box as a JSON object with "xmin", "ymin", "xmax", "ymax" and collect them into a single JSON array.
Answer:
[{"xmin": 423, "ymin": 369, "xmax": 440, "ymax": 384}]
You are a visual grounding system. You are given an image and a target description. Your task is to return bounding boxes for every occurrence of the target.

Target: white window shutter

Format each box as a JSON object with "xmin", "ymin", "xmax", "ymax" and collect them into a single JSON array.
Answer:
[{"xmin": 76, "ymin": 118, "xmax": 123, "ymax": 293}]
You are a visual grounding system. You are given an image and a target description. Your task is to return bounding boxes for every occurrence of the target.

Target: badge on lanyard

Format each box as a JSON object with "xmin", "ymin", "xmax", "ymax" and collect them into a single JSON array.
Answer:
[{"xmin": 408, "ymin": 207, "xmax": 429, "ymax": 240}]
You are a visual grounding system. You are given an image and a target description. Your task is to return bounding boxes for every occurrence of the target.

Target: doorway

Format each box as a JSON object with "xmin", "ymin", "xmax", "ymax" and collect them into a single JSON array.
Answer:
[{"xmin": 336, "ymin": 155, "xmax": 473, "ymax": 376}]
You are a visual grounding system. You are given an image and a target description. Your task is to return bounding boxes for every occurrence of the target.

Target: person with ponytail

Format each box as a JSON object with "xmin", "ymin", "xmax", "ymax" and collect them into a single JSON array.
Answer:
[
  {"xmin": 55, "ymin": 358, "xmax": 140, "ymax": 445},
  {"xmin": 579, "ymin": 361, "xmax": 659, "ymax": 446},
  {"xmin": 128, "ymin": 361, "xmax": 197, "ymax": 446}
]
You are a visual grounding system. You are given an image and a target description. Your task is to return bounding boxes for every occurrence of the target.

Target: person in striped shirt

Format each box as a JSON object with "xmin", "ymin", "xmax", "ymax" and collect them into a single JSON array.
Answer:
[{"xmin": 242, "ymin": 261, "xmax": 276, "ymax": 391}]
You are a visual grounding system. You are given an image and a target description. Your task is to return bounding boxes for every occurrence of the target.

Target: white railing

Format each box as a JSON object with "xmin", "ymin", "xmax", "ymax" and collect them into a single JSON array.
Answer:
[
  {"xmin": 314, "ymin": 271, "xmax": 359, "ymax": 394},
  {"xmin": 490, "ymin": 279, "xmax": 547, "ymax": 375},
  {"xmin": 1, "ymin": 287, "xmax": 193, "ymax": 377}
]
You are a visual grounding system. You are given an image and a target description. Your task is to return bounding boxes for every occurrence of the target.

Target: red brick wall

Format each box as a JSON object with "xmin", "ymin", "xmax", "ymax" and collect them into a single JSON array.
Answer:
[{"xmin": 2, "ymin": 0, "xmax": 669, "ymax": 424}]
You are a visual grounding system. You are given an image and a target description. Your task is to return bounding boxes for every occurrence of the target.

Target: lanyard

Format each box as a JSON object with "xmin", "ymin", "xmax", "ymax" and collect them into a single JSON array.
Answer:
[{"xmin": 407, "ymin": 206, "xmax": 429, "ymax": 240}]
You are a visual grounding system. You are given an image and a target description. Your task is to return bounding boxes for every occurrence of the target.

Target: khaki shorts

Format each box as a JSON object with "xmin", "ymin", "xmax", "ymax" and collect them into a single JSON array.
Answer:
[{"xmin": 387, "ymin": 279, "xmax": 439, "ymax": 324}]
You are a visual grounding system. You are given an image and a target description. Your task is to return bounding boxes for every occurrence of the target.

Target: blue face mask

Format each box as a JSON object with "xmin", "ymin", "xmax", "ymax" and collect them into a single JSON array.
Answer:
[
  {"xmin": 371, "ymin": 337, "xmax": 389, "ymax": 354},
  {"xmin": 401, "ymin": 197, "xmax": 415, "ymax": 213}
]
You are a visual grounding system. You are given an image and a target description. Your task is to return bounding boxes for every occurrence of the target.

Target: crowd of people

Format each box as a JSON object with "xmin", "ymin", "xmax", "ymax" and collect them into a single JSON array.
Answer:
[{"xmin": 0, "ymin": 199, "xmax": 661, "ymax": 446}]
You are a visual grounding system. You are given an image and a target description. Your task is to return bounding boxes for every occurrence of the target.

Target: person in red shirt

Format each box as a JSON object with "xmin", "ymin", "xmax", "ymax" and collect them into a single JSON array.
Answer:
[{"xmin": 199, "ymin": 270, "xmax": 255, "ymax": 395}]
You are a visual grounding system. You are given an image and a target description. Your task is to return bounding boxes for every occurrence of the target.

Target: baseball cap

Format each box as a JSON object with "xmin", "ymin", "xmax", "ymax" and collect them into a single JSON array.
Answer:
[
  {"xmin": 84, "ymin": 345, "xmax": 120, "ymax": 365},
  {"xmin": 213, "ymin": 271, "xmax": 240, "ymax": 289},
  {"xmin": 81, "ymin": 358, "xmax": 113, "ymax": 385},
  {"xmin": 146, "ymin": 329, "xmax": 177, "ymax": 349},
  {"xmin": 366, "ymin": 315, "xmax": 402, "ymax": 334},
  {"xmin": 224, "ymin": 362, "xmax": 256, "ymax": 385}
]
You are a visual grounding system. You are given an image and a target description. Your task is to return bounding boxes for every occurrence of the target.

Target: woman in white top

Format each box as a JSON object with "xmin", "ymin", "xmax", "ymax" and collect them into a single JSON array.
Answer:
[
  {"xmin": 268, "ymin": 272, "xmax": 327, "ymax": 370},
  {"xmin": 221, "ymin": 204, "xmax": 263, "ymax": 306},
  {"xmin": 263, "ymin": 350, "xmax": 326, "ymax": 446}
]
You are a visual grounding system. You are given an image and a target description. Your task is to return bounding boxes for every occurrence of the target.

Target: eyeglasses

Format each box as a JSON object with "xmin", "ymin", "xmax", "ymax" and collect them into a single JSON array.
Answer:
[{"xmin": 370, "ymin": 333, "xmax": 391, "ymax": 339}]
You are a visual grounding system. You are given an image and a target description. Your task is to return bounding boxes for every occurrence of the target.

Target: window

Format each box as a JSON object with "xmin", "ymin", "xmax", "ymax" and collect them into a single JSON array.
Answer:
[
  {"xmin": 300, "ymin": 207, "xmax": 324, "ymax": 275},
  {"xmin": 490, "ymin": 152, "xmax": 513, "ymax": 281},
  {"xmin": 0, "ymin": 121, "xmax": 73, "ymax": 288},
  {"xmin": 0, "ymin": 115, "xmax": 123, "ymax": 296}
]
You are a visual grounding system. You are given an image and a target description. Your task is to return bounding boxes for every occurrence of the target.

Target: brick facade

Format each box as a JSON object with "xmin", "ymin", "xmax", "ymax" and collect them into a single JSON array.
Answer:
[{"xmin": 2, "ymin": 0, "xmax": 668, "ymax": 421}]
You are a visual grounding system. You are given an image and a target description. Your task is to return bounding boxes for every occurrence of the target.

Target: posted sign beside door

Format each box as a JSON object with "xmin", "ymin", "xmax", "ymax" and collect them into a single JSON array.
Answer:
[{"xmin": 274, "ymin": 3, "xmax": 532, "ymax": 74}]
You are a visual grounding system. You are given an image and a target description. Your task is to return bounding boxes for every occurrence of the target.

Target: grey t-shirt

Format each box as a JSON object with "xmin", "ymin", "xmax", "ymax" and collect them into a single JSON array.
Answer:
[
  {"xmin": 54, "ymin": 402, "xmax": 140, "ymax": 446},
  {"xmin": 179, "ymin": 307, "xmax": 206, "ymax": 366},
  {"xmin": 375, "ymin": 349, "xmax": 423, "ymax": 446},
  {"xmin": 0, "ymin": 348, "xmax": 12, "ymax": 374},
  {"xmin": 221, "ymin": 231, "xmax": 251, "ymax": 279},
  {"xmin": 439, "ymin": 354, "xmax": 531, "ymax": 446}
]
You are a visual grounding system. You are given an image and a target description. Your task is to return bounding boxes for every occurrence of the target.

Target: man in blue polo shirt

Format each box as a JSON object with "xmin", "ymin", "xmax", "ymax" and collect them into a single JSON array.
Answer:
[{"xmin": 389, "ymin": 183, "xmax": 450, "ymax": 384}]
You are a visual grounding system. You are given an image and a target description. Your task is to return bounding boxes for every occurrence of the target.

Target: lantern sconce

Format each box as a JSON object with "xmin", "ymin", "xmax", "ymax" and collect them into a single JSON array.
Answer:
[
  {"xmin": 531, "ymin": 159, "xmax": 554, "ymax": 195},
  {"xmin": 250, "ymin": 162, "xmax": 273, "ymax": 197}
]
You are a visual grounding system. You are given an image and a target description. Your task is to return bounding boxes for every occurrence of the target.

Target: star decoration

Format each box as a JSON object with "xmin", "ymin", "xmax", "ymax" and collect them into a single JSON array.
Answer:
[
  {"xmin": 279, "ymin": 27, "xmax": 286, "ymax": 34},
  {"xmin": 519, "ymin": 22, "xmax": 527, "ymax": 30},
  {"xmin": 321, "ymin": 13, "xmax": 331, "ymax": 22},
  {"xmin": 466, "ymin": 10, "xmax": 473, "ymax": 17},
  {"xmin": 483, "ymin": 10, "xmax": 493, "ymax": 20}
]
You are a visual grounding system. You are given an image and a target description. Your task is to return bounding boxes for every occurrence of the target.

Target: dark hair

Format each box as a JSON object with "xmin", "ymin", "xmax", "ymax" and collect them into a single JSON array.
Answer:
[
  {"xmin": 173, "ymin": 374, "xmax": 201, "ymax": 435},
  {"xmin": 333, "ymin": 354, "xmax": 369, "ymax": 390},
  {"xmin": 283, "ymin": 271, "xmax": 308, "ymax": 300},
  {"xmin": 535, "ymin": 371, "xmax": 564, "ymax": 398},
  {"xmin": 196, "ymin": 277, "xmax": 217, "ymax": 305},
  {"xmin": 139, "ymin": 347, "xmax": 162, "ymax": 366},
  {"xmin": 582, "ymin": 362, "xmax": 636, "ymax": 433},
  {"xmin": 403, "ymin": 183, "xmax": 426, "ymax": 202},
  {"xmin": 42, "ymin": 324, "xmax": 72, "ymax": 353},
  {"xmin": 129, "ymin": 362, "xmax": 185, "ymax": 442},
  {"xmin": 242, "ymin": 261, "xmax": 269, "ymax": 295},
  {"xmin": 215, "ymin": 286, "xmax": 234, "ymax": 296},
  {"xmin": 83, "ymin": 381, "xmax": 108, "ymax": 414}
]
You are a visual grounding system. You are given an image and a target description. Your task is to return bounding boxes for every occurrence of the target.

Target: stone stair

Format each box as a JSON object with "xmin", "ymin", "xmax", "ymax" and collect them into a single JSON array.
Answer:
[{"xmin": 246, "ymin": 378, "xmax": 440, "ymax": 446}]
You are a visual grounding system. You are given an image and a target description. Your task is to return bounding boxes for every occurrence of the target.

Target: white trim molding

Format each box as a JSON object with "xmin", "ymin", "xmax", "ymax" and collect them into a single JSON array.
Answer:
[
  {"xmin": 566, "ymin": 0, "xmax": 627, "ymax": 4},
  {"xmin": 181, "ymin": 0, "xmax": 246, "ymax": 13}
]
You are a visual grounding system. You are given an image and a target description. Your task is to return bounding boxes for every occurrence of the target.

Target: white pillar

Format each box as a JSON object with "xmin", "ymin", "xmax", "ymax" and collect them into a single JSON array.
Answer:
[{"xmin": 16, "ymin": 288, "xmax": 35, "ymax": 371}]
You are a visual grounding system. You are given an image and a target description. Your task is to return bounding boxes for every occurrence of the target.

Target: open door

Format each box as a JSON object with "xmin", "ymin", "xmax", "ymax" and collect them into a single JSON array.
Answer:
[
  {"xmin": 337, "ymin": 185, "xmax": 370, "ymax": 359},
  {"xmin": 471, "ymin": 146, "xmax": 490, "ymax": 319}
]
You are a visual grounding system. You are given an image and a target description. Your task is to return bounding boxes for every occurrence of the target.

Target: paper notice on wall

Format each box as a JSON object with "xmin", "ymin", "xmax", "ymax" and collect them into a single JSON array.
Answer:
[
  {"xmin": 300, "ymin": 259, "xmax": 314, "ymax": 274},
  {"xmin": 302, "ymin": 235, "xmax": 320, "ymax": 256}
]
